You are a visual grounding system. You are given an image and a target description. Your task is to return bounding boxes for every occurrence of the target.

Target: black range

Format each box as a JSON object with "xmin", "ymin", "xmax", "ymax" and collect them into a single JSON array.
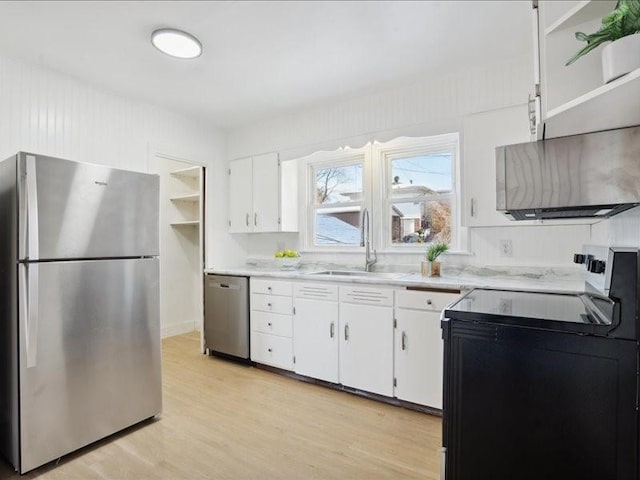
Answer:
[{"xmin": 441, "ymin": 246, "xmax": 640, "ymax": 480}]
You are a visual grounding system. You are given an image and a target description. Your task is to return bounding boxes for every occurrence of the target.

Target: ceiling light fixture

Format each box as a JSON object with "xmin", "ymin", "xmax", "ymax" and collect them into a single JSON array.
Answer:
[{"xmin": 151, "ymin": 28, "xmax": 202, "ymax": 59}]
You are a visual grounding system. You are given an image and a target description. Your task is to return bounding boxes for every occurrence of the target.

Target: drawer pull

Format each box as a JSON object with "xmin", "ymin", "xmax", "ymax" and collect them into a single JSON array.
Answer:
[
  {"xmin": 267, "ymin": 303, "xmax": 272, "ymax": 307},
  {"xmin": 427, "ymin": 299, "xmax": 433, "ymax": 305},
  {"xmin": 401, "ymin": 331, "xmax": 407, "ymax": 351},
  {"xmin": 267, "ymin": 286, "xmax": 272, "ymax": 291},
  {"xmin": 267, "ymin": 348, "xmax": 272, "ymax": 352},
  {"xmin": 330, "ymin": 322, "xmax": 335, "ymax": 338},
  {"xmin": 268, "ymin": 322, "xmax": 272, "ymax": 327},
  {"xmin": 344, "ymin": 323, "xmax": 349, "ymax": 341}
]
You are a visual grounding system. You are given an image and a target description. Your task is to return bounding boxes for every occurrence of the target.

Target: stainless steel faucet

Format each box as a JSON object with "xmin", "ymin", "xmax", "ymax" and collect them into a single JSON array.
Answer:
[{"xmin": 360, "ymin": 208, "xmax": 377, "ymax": 272}]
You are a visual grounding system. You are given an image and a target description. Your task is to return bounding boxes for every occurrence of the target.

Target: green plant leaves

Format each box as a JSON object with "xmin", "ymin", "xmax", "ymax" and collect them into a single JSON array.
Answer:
[
  {"xmin": 566, "ymin": 0, "xmax": 640, "ymax": 66},
  {"xmin": 426, "ymin": 243, "xmax": 449, "ymax": 262}
]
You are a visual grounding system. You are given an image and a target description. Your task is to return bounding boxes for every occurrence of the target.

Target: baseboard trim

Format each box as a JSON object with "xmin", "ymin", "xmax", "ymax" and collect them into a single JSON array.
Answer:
[
  {"xmin": 162, "ymin": 321, "xmax": 196, "ymax": 338},
  {"xmin": 254, "ymin": 363, "xmax": 442, "ymax": 416}
]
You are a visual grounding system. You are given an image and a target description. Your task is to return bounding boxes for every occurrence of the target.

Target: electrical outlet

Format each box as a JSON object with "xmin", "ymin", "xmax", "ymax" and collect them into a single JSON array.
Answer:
[{"xmin": 499, "ymin": 239, "xmax": 513, "ymax": 257}]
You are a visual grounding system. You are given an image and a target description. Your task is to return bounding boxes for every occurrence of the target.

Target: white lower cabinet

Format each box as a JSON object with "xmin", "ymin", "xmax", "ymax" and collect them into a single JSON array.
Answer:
[
  {"xmin": 253, "ymin": 278, "xmax": 458, "ymax": 408},
  {"xmin": 293, "ymin": 297, "xmax": 339, "ymax": 383},
  {"xmin": 251, "ymin": 331, "xmax": 293, "ymax": 370},
  {"xmin": 394, "ymin": 308, "xmax": 443, "ymax": 408},
  {"xmin": 250, "ymin": 278, "xmax": 294, "ymax": 371},
  {"xmin": 394, "ymin": 289, "xmax": 460, "ymax": 409},
  {"xmin": 339, "ymin": 301, "xmax": 394, "ymax": 397}
]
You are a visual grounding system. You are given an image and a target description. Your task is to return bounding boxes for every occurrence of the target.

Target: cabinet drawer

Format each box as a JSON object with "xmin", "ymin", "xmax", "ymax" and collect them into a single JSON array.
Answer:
[
  {"xmin": 251, "ymin": 278, "xmax": 293, "ymax": 296},
  {"xmin": 251, "ymin": 293, "xmax": 293, "ymax": 315},
  {"xmin": 340, "ymin": 285, "xmax": 394, "ymax": 306},
  {"xmin": 251, "ymin": 332, "xmax": 293, "ymax": 370},
  {"xmin": 396, "ymin": 289, "xmax": 460, "ymax": 312},
  {"xmin": 251, "ymin": 311, "xmax": 293, "ymax": 338},
  {"xmin": 294, "ymin": 282, "xmax": 338, "ymax": 301}
]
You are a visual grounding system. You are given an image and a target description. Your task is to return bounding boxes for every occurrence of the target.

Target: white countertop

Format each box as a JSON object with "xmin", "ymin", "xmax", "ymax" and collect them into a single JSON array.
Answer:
[{"xmin": 204, "ymin": 266, "xmax": 585, "ymax": 294}]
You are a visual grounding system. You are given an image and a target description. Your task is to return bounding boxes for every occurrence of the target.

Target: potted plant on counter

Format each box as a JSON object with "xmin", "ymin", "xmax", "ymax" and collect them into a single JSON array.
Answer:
[
  {"xmin": 422, "ymin": 243, "xmax": 449, "ymax": 277},
  {"xmin": 566, "ymin": 0, "xmax": 640, "ymax": 83}
]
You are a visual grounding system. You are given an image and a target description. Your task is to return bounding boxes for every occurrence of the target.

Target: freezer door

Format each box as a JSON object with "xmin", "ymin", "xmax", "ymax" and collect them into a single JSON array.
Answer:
[
  {"xmin": 18, "ymin": 258, "xmax": 161, "ymax": 474},
  {"xmin": 18, "ymin": 153, "xmax": 159, "ymax": 261}
]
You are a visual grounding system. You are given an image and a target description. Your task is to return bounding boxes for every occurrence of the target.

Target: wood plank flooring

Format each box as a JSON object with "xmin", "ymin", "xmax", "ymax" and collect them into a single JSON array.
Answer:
[{"xmin": 0, "ymin": 332, "xmax": 442, "ymax": 479}]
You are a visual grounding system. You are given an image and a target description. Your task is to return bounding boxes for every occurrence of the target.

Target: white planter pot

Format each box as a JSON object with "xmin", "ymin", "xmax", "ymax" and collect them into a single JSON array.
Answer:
[{"xmin": 602, "ymin": 33, "xmax": 640, "ymax": 84}]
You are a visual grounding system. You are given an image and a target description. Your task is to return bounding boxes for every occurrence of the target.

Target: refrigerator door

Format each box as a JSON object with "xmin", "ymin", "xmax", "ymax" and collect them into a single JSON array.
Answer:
[
  {"xmin": 18, "ymin": 153, "xmax": 159, "ymax": 261},
  {"xmin": 18, "ymin": 258, "xmax": 161, "ymax": 474}
]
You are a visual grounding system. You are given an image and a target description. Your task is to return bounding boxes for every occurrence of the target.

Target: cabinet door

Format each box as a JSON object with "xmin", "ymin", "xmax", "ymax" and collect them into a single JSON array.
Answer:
[
  {"xmin": 229, "ymin": 157, "xmax": 253, "ymax": 233},
  {"xmin": 339, "ymin": 303, "xmax": 394, "ymax": 397},
  {"xmin": 293, "ymin": 298, "xmax": 339, "ymax": 383},
  {"xmin": 463, "ymin": 104, "xmax": 531, "ymax": 227},
  {"xmin": 252, "ymin": 152, "xmax": 280, "ymax": 232},
  {"xmin": 395, "ymin": 309, "xmax": 443, "ymax": 408}
]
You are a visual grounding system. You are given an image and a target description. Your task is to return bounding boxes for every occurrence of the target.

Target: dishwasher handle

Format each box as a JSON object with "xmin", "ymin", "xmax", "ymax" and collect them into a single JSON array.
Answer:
[{"xmin": 212, "ymin": 282, "xmax": 241, "ymax": 291}]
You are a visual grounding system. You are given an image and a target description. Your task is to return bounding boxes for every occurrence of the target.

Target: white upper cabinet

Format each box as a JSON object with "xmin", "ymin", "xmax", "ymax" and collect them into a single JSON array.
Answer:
[
  {"xmin": 252, "ymin": 153, "xmax": 280, "ymax": 232},
  {"xmin": 537, "ymin": 0, "xmax": 640, "ymax": 137},
  {"xmin": 229, "ymin": 156, "xmax": 254, "ymax": 233},
  {"xmin": 462, "ymin": 104, "xmax": 531, "ymax": 227},
  {"xmin": 228, "ymin": 152, "xmax": 298, "ymax": 233}
]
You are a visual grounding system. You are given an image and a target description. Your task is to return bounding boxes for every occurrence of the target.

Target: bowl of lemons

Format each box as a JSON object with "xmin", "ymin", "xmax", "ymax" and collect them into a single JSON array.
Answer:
[{"xmin": 275, "ymin": 249, "xmax": 301, "ymax": 270}]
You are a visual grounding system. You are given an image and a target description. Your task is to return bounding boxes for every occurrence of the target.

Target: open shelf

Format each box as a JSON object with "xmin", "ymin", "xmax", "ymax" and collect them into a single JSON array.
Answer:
[
  {"xmin": 170, "ymin": 166, "xmax": 201, "ymax": 179},
  {"xmin": 545, "ymin": 67, "xmax": 640, "ymax": 138},
  {"xmin": 170, "ymin": 220, "xmax": 200, "ymax": 227},
  {"xmin": 544, "ymin": 0, "xmax": 615, "ymax": 36},
  {"xmin": 170, "ymin": 193, "xmax": 200, "ymax": 203}
]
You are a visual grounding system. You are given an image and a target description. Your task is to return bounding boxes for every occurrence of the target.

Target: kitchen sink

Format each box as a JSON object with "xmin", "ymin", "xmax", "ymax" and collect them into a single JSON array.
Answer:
[{"xmin": 305, "ymin": 270, "xmax": 407, "ymax": 279}]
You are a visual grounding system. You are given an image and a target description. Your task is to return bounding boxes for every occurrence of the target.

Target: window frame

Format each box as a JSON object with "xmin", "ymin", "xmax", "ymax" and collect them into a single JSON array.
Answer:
[
  {"xmin": 301, "ymin": 147, "xmax": 369, "ymax": 251},
  {"xmin": 373, "ymin": 134, "xmax": 461, "ymax": 252},
  {"xmin": 299, "ymin": 134, "xmax": 463, "ymax": 254}
]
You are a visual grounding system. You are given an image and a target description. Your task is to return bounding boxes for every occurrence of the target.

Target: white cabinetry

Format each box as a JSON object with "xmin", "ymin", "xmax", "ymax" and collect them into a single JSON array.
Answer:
[
  {"xmin": 537, "ymin": 1, "xmax": 640, "ymax": 137},
  {"xmin": 228, "ymin": 152, "xmax": 298, "ymax": 233},
  {"xmin": 394, "ymin": 290, "xmax": 460, "ymax": 409},
  {"xmin": 463, "ymin": 104, "xmax": 531, "ymax": 227},
  {"xmin": 292, "ymin": 283, "xmax": 339, "ymax": 383},
  {"xmin": 339, "ymin": 286, "xmax": 394, "ymax": 397},
  {"xmin": 250, "ymin": 278, "xmax": 294, "ymax": 370},
  {"xmin": 255, "ymin": 278, "xmax": 460, "ymax": 408}
]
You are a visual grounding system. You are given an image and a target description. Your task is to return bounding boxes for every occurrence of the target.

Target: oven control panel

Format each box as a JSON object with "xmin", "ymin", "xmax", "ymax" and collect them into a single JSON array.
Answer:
[{"xmin": 574, "ymin": 245, "xmax": 610, "ymax": 293}]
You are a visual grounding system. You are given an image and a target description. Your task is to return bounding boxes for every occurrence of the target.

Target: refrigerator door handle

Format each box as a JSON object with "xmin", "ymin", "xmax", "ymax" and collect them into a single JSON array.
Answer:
[
  {"xmin": 20, "ymin": 263, "xmax": 39, "ymax": 368},
  {"xmin": 25, "ymin": 154, "xmax": 39, "ymax": 260}
]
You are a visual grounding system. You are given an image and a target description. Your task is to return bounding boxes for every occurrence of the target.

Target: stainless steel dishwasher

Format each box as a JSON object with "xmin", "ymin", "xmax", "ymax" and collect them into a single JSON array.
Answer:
[{"xmin": 204, "ymin": 274, "xmax": 250, "ymax": 361}]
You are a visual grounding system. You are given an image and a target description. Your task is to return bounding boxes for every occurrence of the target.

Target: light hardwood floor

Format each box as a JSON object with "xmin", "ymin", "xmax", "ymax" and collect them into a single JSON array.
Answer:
[{"xmin": 0, "ymin": 332, "xmax": 442, "ymax": 479}]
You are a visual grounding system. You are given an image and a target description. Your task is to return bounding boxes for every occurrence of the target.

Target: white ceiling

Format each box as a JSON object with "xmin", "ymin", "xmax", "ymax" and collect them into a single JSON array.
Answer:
[{"xmin": 0, "ymin": 1, "xmax": 532, "ymax": 128}]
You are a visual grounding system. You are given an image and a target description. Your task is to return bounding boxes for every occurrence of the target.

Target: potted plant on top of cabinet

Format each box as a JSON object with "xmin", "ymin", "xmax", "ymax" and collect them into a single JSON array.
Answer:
[{"xmin": 566, "ymin": 0, "xmax": 640, "ymax": 83}]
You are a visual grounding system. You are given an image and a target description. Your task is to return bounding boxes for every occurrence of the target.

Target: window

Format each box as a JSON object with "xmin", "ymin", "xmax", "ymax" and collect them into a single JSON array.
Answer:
[
  {"xmin": 309, "ymin": 152, "xmax": 365, "ymax": 247},
  {"xmin": 301, "ymin": 134, "xmax": 460, "ymax": 252},
  {"xmin": 380, "ymin": 137, "xmax": 457, "ymax": 249}
]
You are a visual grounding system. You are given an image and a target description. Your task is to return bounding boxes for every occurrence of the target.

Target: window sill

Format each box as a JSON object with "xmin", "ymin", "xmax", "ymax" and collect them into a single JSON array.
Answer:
[
  {"xmin": 299, "ymin": 248, "xmax": 473, "ymax": 256},
  {"xmin": 376, "ymin": 249, "xmax": 473, "ymax": 256}
]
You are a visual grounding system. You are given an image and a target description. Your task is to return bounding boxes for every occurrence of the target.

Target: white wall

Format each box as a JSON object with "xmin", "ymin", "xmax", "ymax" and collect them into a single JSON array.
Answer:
[
  {"xmin": 226, "ymin": 56, "xmax": 593, "ymax": 268},
  {"xmin": 0, "ymin": 53, "xmax": 249, "ymax": 268},
  {"xmin": 594, "ymin": 207, "xmax": 640, "ymax": 247},
  {"xmin": 0, "ymin": 53, "xmax": 249, "ymax": 332}
]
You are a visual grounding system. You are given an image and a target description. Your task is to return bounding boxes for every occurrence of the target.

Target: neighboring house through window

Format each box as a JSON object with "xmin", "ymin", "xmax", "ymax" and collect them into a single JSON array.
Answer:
[
  {"xmin": 375, "ymin": 133, "xmax": 459, "ymax": 250},
  {"xmin": 310, "ymin": 150, "xmax": 365, "ymax": 247}
]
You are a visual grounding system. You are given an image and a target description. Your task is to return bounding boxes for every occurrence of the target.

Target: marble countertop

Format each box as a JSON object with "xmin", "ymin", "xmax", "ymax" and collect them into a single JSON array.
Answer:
[{"xmin": 203, "ymin": 266, "xmax": 586, "ymax": 294}]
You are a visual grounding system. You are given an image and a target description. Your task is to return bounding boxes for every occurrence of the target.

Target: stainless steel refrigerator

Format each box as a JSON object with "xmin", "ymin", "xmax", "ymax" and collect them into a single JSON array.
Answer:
[{"xmin": 0, "ymin": 152, "xmax": 162, "ymax": 474}]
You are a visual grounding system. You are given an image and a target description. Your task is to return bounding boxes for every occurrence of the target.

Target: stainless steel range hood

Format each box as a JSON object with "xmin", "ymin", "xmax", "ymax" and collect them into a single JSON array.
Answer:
[{"xmin": 496, "ymin": 125, "xmax": 640, "ymax": 220}]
